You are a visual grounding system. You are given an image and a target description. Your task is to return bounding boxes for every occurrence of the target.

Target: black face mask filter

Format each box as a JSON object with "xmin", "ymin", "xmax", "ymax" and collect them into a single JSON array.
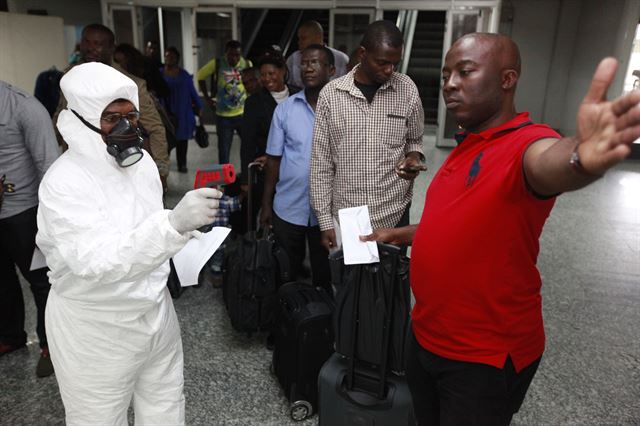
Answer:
[{"xmin": 71, "ymin": 109, "xmax": 144, "ymax": 167}]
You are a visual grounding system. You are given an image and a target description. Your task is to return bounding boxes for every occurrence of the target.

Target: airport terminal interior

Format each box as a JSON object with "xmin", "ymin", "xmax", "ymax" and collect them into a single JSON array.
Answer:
[
  {"xmin": 1, "ymin": 132, "xmax": 639, "ymax": 425},
  {"xmin": 1, "ymin": 0, "xmax": 640, "ymax": 424}
]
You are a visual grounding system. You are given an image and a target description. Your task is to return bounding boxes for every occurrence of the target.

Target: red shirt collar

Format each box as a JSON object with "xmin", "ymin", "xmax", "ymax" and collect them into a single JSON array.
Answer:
[{"xmin": 455, "ymin": 112, "xmax": 532, "ymax": 144}]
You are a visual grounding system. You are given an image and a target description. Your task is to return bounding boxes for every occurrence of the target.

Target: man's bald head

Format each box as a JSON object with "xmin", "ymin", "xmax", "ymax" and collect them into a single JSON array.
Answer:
[
  {"xmin": 297, "ymin": 21, "xmax": 324, "ymax": 50},
  {"xmin": 454, "ymin": 33, "xmax": 521, "ymax": 76},
  {"xmin": 442, "ymin": 33, "xmax": 521, "ymax": 132},
  {"xmin": 299, "ymin": 21, "xmax": 323, "ymax": 38}
]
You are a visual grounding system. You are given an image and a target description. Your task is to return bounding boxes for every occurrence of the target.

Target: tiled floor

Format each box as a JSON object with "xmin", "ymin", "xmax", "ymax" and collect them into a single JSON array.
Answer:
[{"xmin": 1, "ymin": 131, "xmax": 639, "ymax": 425}]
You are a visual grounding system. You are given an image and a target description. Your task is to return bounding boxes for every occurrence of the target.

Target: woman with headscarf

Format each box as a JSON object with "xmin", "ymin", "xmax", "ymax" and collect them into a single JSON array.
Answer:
[
  {"xmin": 36, "ymin": 62, "xmax": 221, "ymax": 425},
  {"xmin": 161, "ymin": 46, "xmax": 203, "ymax": 173}
]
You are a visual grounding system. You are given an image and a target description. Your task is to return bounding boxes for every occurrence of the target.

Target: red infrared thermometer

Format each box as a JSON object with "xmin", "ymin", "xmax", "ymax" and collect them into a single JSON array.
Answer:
[{"xmin": 193, "ymin": 164, "xmax": 236, "ymax": 189}]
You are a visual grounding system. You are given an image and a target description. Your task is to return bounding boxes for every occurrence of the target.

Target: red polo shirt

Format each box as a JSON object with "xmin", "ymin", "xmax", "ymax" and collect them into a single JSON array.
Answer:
[{"xmin": 410, "ymin": 113, "xmax": 560, "ymax": 372}]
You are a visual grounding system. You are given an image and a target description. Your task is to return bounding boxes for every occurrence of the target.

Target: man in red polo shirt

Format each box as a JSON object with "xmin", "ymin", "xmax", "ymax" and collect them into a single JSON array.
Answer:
[{"xmin": 361, "ymin": 33, "xmax": 640, "ymax": 425}]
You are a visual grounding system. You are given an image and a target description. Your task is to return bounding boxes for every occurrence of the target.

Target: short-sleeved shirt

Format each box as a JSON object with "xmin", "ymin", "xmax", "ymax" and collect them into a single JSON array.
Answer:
[
  {"xmin": 0, "ymin": 80, "xmax": 59, "ymax": 219},
  {"xmin": 196, "ymin": 56, "xmax": 252, "ymax": 117},
  {"xmin": 286, "ymin": 46, "xmax": 349, "ymax": 90},
  {"xmin": 410, "ymin": 112, "xmax": 560, "ymax": 373},
  {"xmin": 309, "ymin": 66, "xmax": 425, "ymax": 231},
  {"xmin": 266, "ymin": 90, "xmax": 317, "ymax": 227}
]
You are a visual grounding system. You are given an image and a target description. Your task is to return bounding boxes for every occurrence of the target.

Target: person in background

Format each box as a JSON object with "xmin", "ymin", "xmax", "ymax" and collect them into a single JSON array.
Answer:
[
  {"xmin": 361, "ymin": 33, "xmax": 640, "ymax": 425},
  {"xmin": 260, "ymin": 45, "xmax": 335, "ymax": 294},
  {"xmin": 0, "ymin": 79, "xmax": 59, "ymax": 378},
  {"xmin": 161, "ymin": 46, "xmax": 203, "ymax": 173},
  {"xmin": 34, "ymin": 67, "xmax": 63, "ymax": 117},
  {"xmin": 53, "ymin": 24, "xmax": 171, "ymax": 191},
  {"xmin": 38, "ymin": 62, "xmax": 222, "ymax": 425},
  {"xmin": 241, "ymin": 66, "xmax": 261, "ymax": 97},
  {"xmin": 241, "ymin": 50, "xmax": 299, "ymax": 231},
  {"xmin": 310, "ymin": 21, "xmax": 425, "ymax": 252},
  {"xmin": 196, "ymin": 40, "xmax": 252, "ymax": 164},
  {"xmin": 139, "ymin": 41, "xmax": 170, "ymax": 101},
  {"xmin": 286, "ymin": 20, "xmax": 349, "ymax": 89},
  {"xmin": 144, "ymin": 40, "xmax": 162, "ymax": 69}
]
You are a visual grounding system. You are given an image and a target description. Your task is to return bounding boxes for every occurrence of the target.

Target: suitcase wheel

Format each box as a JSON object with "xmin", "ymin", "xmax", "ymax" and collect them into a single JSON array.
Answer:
[{"xmin": 290, "ymin": 400, "xmax": 312, "ymax": 421}]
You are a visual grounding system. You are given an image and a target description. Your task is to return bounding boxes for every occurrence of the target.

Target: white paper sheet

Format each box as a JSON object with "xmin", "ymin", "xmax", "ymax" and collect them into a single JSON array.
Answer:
[
  {"xmin": 172, "ymin": 227, "xmax": 231, "ymax": 287},
  {"xmin": 30, "ymin": 246, "xmax": 47, "ymax": 271},
  {"xmin": 338, "ymin": 205, "xmax": 379, "ymax": 265}
]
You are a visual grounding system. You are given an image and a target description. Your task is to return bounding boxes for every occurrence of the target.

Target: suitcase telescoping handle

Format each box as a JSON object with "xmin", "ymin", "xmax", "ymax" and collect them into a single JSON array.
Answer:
[
  {"xmin": 246, "ymin": 162, "xmax": 262, "ymax": 233},
  {"xmin": 346, "ymin": 243, "xmax": 402, "ymax": 399}
]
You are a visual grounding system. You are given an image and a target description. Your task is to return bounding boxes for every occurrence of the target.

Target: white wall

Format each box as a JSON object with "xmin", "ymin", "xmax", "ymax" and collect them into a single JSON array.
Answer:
[
  {"xmin": 505, "ymin": 0, "xmax": 638, "ymax": 135},
  {"xmin": 0, "ymin": 12, "xmax": 66, "ymax": 95},
  {"xmin": 560, "ymin": 0, "xmax": 629, "ymax": 135},
  {"xmin": 539, "ymin": 0, "xmax": 581, "ymax": 132},
  {"xmin": 507, "ymin": 0, "xmax": 561, "ymax": 125}
]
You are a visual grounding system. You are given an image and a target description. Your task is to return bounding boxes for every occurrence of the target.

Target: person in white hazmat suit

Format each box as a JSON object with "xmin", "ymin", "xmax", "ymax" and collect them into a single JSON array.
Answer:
[{"xmin": 36, "ymin": 62, "xmax": 221, "ymax": 425}]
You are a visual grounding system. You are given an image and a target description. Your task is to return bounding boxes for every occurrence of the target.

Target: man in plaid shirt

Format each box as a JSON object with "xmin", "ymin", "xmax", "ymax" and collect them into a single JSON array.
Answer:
[{"xmin": 310, "ymin": 20, "xmax": 426, "ymax": 250}]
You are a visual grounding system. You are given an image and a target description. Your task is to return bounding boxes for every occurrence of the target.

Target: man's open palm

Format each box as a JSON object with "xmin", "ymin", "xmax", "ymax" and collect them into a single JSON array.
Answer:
[{"xmin": 576, "ymin": 57, "xmax": 640, "ymax": 175}]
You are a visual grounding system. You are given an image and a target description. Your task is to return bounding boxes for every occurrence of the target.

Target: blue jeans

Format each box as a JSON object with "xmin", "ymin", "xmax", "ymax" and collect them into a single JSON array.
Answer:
[{"xmin": 216, "ymin": 115, "xmax": 243, "ymax": 164}]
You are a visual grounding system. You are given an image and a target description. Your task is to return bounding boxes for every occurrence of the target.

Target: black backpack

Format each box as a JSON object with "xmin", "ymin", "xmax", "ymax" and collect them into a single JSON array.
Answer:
[{"xmin": 330, "ymin": 244, "xmax": 411, "ymax": 373}]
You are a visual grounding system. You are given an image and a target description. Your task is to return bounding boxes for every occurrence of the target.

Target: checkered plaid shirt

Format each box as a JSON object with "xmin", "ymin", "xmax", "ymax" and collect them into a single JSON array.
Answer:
[
  {"xmin": 210, "ymin": 195, "xmax": 242, "ymax": 228},
  {"xmin": 310, "ymin": 66, "xmax": 424, "ymax": 231}
]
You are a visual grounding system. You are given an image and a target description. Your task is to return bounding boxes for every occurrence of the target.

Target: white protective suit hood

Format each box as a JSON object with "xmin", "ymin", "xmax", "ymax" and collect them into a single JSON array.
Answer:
[{"xmin": 58, "ymin": 62, "xmax": 140, "ymax": 170}]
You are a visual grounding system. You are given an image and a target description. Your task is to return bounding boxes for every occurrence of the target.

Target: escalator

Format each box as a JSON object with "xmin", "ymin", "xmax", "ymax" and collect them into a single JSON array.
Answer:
[
  {"xmin": 405, "ymin": 11, "xmax": 446, "ymax": 126},
  {"xmin": 240, "ymin": 9, "xmax": 329, "ymax": 62}
]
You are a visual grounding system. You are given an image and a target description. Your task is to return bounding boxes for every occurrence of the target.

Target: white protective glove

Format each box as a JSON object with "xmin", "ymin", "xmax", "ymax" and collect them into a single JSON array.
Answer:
[{"xmin": 169, "ymin": 188, "xmax": 222, "ymax": 234}]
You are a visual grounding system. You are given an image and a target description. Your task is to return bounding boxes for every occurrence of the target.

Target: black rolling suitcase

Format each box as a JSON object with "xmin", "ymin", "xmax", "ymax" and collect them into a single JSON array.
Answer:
[
  {"xmin": 222, "ymin": 162, "xmax": 290, "ymax": 333},
  {"xmin": 272, "ymin": 282, "xmax": 335, "ymax": 421},
  {"xmin": 317, "ymin": 243, "xmax": 415, "ymax": 426}
]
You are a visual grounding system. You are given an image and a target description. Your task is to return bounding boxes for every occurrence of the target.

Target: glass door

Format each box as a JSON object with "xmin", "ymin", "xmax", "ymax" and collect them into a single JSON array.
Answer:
[
  {"xmin": 436, "ymin": 8, "xmax": 493, "ymax": 147},
  {"xmin": 109, "ymin": 5, "xmax": 138, "ymax": 47},
  {"xmin": 329, "ymin": 9, "xmax": 375, "ymax": 59}
]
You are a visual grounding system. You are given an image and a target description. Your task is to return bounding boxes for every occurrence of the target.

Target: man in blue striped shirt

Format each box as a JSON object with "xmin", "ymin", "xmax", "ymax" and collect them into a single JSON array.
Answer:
[{"xmin": 260, "ymin": 45, "xmax": 335, "ymax": 293}]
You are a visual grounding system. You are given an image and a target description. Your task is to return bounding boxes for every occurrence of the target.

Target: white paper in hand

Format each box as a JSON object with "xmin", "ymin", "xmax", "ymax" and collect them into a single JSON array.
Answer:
[
  {"xmin": 172, "ymin": 227, "xmax": 231, "ymax": 286},
  {"xmin": 338, "ymin": 205, "xmax": 379, "ymax": 265}
]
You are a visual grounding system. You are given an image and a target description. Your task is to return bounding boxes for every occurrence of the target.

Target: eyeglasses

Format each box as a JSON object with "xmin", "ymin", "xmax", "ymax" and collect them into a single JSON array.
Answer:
[
  {"xmin": 100, "ymin": 111, "xmax": 141, "ymax": 124},
  {"xmin": 300, "ymin": 59, "xmax": 330, "ymax": 69}
]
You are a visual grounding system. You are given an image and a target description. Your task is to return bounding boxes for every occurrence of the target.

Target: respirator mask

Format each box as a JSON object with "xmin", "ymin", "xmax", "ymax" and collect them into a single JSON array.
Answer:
[{"xmin": 71, "ymin": 109, "xmax": 144, "ymax": 167}]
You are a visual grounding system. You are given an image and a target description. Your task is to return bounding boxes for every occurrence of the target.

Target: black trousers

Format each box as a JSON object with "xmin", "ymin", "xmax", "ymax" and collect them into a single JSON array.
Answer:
[
  {"xmin": 175, "ymin": 139, "xmax": 188, "ymax": 169},
  {"xmin": 272, "ymin": 212, "xmax": 331, "ymax": 293},
  {"xmin": 0, "ymin": 206, "xmax": 50, "ymax": 348},
  {"xmin": 406, "ymin": 331, "xmax": 540, "ymax": 426}
]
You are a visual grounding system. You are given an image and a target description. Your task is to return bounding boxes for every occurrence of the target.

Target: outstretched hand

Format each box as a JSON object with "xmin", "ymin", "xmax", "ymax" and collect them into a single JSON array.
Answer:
[{"xmin": 576, "ymin": 58, "xmax": 640, "ymax": 175}]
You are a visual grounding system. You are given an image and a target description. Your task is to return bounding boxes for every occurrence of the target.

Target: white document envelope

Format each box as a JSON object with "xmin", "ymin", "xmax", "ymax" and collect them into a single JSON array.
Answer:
[
  {"xmin": 173, "ymin": 227, "xmax": 231, "ymax": 287},
  {"xmin": 338, "ymin": 205, "xmax": 379, "ymax": 265}
]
